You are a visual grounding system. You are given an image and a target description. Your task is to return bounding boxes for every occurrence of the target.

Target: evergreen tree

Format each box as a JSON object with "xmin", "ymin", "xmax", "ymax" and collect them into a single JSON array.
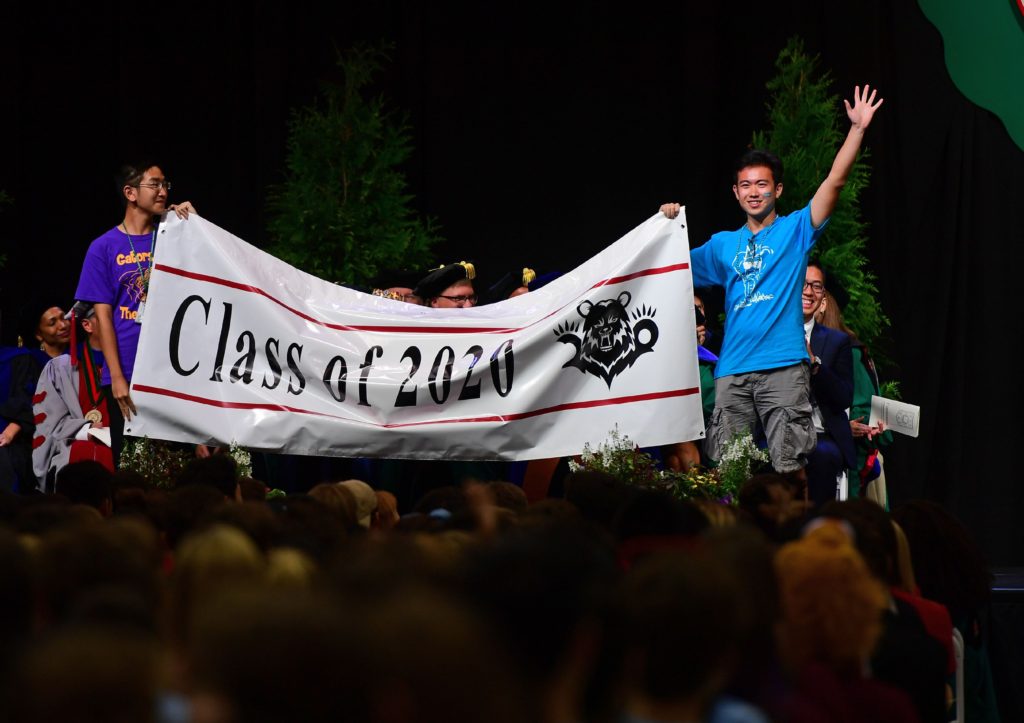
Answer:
[
  {"xmin": 752, "ymin": 37, "xmax": 888, "ymax": 353},
  {"xmin": 266, "ymin": 44, "xmax": 439, "ymax": 286}
]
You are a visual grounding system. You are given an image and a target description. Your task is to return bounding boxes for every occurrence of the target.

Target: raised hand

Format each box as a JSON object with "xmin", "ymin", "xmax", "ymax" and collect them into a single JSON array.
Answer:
[{"xmin": 844, "ymin": 84, "xmax": 884, "ymax": 132}]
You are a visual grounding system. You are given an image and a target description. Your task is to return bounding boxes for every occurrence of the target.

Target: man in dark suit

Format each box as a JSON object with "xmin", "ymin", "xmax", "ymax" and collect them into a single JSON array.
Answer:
[{"xmin": 802, "ymin": 261, "xmax": 857, "ymax": 508}]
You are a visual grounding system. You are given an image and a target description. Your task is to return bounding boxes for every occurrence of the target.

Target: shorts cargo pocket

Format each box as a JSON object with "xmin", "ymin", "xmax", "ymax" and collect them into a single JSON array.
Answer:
[
  {"xmin": 777, "ymin": 405, "xmax": 816, "ymax": 472},
  {"xmin": 706, "ymin": 407, "xmax": 725, "ymax": 463}
]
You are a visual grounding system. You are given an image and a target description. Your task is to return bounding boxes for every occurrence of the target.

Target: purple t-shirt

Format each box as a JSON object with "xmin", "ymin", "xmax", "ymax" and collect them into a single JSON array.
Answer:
[{"xmin": 74, "ymin": 226, "xmax": 154, "ymax": 385}]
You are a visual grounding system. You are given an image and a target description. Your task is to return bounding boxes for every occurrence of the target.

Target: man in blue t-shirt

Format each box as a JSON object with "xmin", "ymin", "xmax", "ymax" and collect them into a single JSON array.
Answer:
[
  {"xmin": 660, "ymin": 85, "xmax": 883, "ymax": 484},
  {"xmin": 74, "ymin": 162, "xmax": 196, "ymax": 465}
]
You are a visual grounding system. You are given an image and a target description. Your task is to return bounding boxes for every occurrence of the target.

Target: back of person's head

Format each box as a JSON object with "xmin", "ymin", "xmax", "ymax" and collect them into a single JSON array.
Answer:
[
  {"xmin": 891, "ymin": 520, "xmax": 918, "ymax": 594},
  {"xmin": 268, "ymin": 494, "xmax": 346, "ymax": 564},
  {"xmin": 735, "ymin": 148, "xmax": 784, "ymax": 185},
  {"xmin": 238, "ymin": 475, "xmax": 268, "ymax": 501},
  {"xmin": 487, "ymin": 480, "xmax": 528, "ymax": 513},
  {"xmin": 619, "ymin": 549, "xmax": 740, "ymax": 711},
  {"xmin": 612, "ymin": 488, "xmax": 708, "ymax": 543},
  {"xmin": 55, "ymin": 461, "xmax": 113, "ymax": 513},
  {"xmin": 265, "ymin": 547, "xmax": 318, "ymax": 589},
  {"xmin": 774, "ymin": 521, "xmax": 887, "ymax": 675},
  {"xmin": 170, "ymin": 524, "xmax": 265, "ymax": 643},
  {"xmin": 820, "ymin": 498, "xmax": 898, "ymax": 585},
  {"xmin": 0, "ymin": 527, "xmax": 33, "ymax": 652},
  {"xmin": 564, "ymin": 470, "xmax": 637, "ymax": 530},
  {"xmin": 160, "ymin": 484, "xmax": 229, "ymax": 550},
  {"xmin": 199, "ymin": 500, "xmax": 283, "ymax": 553},
  {"xmin": 412, "ymin": 484, "xmax": 467, "ymax": 519},
  {"xmin": 12, "ymin": 494, "xmax": 81, "ymax": 536},
  {"xmin": 337, "ymin": 479, "xmax": 378, "ymax": 529},
  {"xmin": 461, "ymin": 522, "xmax": 619, "ymax": 697},
  {"xmin": 737, "ymin": 472, "xmax": 808, "ymax": 542},
  {"xmin": 111, "ymin": 469, "xmax": 155, "ymax": 517},
  {"xmin": 35, "ymin": 519, "xmax": 161, "ymax": 631},
  {"xmin": 185, "ymin": 587, "xmax": 350, "ymax": 723},
  {"xmin": 516, "ymin": 498, "xmax": 582, "ymax": 528},
  {"xmin": 174, "ymin": 454, "xmax": 239, "ymax": 499},
  {"xmin": 327, "ymin": 535, "xmax": 461, "ymax": 601},
  {"xmin": 702, "ymin": 524, "xmax": 779, "ymax": 699},
  {"xmin": 891, "ymin": 499, "xmax": 992, "ymax": 614},
  {"xmin": 308, "ymin": 482, "xmax": 359, "ymax": 530},
  {"xmin": 374, "ymin": 490, "xmax": 400, "ymax": 530},
  {"xmin": 187, "ymin": 584, "xmax": 526, "ymax": 723},
  {"xmin": 340, "ymin": 584, "xmax": 528, "ymax": 723},
  {"xmin": 704, "ymin": 523, "xmax": 779, "ymax": 634},
  {"xmin": 10, "ymin": 626, "xmax": 160, "ymax": 723}
]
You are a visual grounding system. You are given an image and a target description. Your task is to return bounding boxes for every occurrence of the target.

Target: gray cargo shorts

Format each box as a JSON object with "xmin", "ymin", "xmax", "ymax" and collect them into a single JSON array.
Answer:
[{"xmin": 706, "ymin": 363, "xmax": 816, "ymax": 474}]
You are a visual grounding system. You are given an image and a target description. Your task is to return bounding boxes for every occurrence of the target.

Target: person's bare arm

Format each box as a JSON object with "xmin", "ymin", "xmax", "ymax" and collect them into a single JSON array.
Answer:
[
  {"xmin": 810, "ymin": 85, "xmax": 884, "ymax": 228},
  {"xmin": 93, "ymin": 303, "xmax": 136, "ymax": 420}
]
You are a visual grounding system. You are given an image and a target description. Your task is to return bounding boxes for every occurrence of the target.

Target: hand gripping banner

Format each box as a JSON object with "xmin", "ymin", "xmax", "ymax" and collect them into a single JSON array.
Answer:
[{"xmin": 127, "ymin": 210, "xmax": 704, "ymax": 460}]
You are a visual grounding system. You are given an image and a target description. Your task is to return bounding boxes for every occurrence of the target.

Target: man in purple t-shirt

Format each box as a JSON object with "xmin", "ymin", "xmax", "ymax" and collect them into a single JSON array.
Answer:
[{"xmin": 74, "ymin": 162, "xmax": 196, "ymax": 465}]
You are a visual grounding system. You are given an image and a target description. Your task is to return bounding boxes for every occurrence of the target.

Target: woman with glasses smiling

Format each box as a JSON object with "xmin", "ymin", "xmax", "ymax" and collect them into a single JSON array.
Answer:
[{"xmin": 72, "ymin": 161, "xmax": 197, "ymax": 467}]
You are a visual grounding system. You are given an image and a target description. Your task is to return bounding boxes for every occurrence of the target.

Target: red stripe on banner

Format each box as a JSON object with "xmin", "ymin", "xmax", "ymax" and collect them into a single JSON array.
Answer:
[
  {"xmin": 132, "ymin": 385, "xmax": 349, "ymax": 420},
  {"xmin": 383, "ymin": 387, "xmax": 700, "ymax": 427},
  {"xmin": 154, "ymin": 261, "xmax": 689, "ymax": 335},
  {"xmin": 591, "ymin": 262, "xmax": 690, "ymax": 289},
  {"xmin": 132, "ymin": 384, "xmax": 699, "ymax": 427}
]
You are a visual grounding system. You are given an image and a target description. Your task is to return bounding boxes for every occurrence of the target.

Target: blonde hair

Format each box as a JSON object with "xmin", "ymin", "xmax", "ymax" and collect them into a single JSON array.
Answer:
[
  {"xmin": 170, "ymin": 525, "xmax": 265, "ymax": 639},
  {"xmin": 774, "ymin": 522, "xmax": 887, "ymax": 674},
  {"xmin": 891, "ymin": 521, "xmax": 918, "ymax": 594},
  {"xmin": 266, "ymin": 547, "xmax": 318, "ymax": 588}
]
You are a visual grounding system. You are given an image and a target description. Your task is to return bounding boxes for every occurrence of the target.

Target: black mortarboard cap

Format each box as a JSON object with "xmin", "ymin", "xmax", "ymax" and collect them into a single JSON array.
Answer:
[{"xmin": 413, "ymin": 261, "xmax": 476, "ymax": 300}]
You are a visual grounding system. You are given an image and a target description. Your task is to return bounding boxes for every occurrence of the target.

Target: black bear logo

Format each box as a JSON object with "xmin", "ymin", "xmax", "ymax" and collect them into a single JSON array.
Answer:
[{"xmin": 554, "ymin": 291, "xmax": 659, "ymax": 388}]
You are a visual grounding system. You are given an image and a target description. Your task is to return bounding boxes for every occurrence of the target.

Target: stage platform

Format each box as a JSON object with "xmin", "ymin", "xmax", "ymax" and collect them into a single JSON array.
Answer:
[{"xmin": 990, "ymin": 568, "xmax": 1024, "ymax": 722}]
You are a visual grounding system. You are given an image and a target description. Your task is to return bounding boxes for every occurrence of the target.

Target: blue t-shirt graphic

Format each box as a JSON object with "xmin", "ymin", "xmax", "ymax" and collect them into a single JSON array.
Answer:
[{"xmin": 690, "ymin": 203, "xmax": 826, "ymax": 378}]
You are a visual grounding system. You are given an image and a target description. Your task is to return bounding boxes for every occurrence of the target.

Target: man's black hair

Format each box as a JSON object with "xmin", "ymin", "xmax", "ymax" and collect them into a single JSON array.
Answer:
[
  {"xmin": 55, "ymin": 461, "xmax": 113, "ymax": 510},
  {"xmin": 734, "ymin": 149, "xmax": 784, "ymax": 186},
  {"xmin": 175, "ymin": 454, "xmax": 238, "ymax": 500},
  {"xmin": 116, "ymin": 161, "xmax": 160, "ymax": 206}
]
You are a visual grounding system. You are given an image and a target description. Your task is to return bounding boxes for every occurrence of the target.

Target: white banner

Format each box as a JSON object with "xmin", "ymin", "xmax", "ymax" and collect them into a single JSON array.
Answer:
[{"xmin": 127, "ymin": 210, "xmax": 704, "ymax": 460}]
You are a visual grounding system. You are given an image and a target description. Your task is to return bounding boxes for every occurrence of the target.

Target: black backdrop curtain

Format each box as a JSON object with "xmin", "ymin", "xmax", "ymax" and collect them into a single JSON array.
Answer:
[{"xmin": 2, "ymin": 0, "xmax": 1021, "ymax": 563}]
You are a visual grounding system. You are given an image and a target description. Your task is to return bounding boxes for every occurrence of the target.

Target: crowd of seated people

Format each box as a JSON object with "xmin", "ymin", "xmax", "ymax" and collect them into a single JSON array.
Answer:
[{"xmin": 0, "ymin": 452, "xmax": 1002, "ymax": 723}]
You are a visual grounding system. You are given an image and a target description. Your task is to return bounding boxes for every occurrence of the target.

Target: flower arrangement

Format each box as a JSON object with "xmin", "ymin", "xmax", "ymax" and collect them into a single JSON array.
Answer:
[
  {"xmin": 569, "ymin": 426, "xmax": 770, "ymax": 505},
  {"xmin": 569, "ymin": 426, "xmax": 665, "ymax": 487},
  {"xmin": 711, "ymin": 430, "xmax": 771, "ymax": 503},
  {"xmin": 227, "ymin": 441, "xmax": 253, "ymax": 478},
  {"xmin": 119, "ymin": 438, "xmax": 255, "ymax": 489},
  {"xmin": 119, "ymin": 436, "xmax": 192, "ymax": 489}
]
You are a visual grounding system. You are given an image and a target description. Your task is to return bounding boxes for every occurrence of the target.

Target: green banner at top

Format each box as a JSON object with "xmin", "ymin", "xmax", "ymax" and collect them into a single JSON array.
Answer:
[{"xmin": 918, "ymin": 0, "xmax": 1024, "ymax": 151}]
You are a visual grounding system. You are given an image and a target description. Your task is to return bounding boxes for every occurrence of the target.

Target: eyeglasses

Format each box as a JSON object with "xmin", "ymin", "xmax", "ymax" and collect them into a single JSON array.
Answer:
[
  {"xmin": 137, "ymin": 181, "xmax": 172, "ymax": 191},
  {"xmin": 803, "ymin": 280, "xmax": 825, "ymax": 294},
  {"xmin": 436, "ymin": 294, "xmax": 477, "ymax": 305}
]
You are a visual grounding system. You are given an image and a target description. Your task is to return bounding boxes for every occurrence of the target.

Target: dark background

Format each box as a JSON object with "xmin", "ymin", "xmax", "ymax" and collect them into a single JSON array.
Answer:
[{"xmin": 2, "ymin": 1, "xmax": 1022, "ymax": 564}]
